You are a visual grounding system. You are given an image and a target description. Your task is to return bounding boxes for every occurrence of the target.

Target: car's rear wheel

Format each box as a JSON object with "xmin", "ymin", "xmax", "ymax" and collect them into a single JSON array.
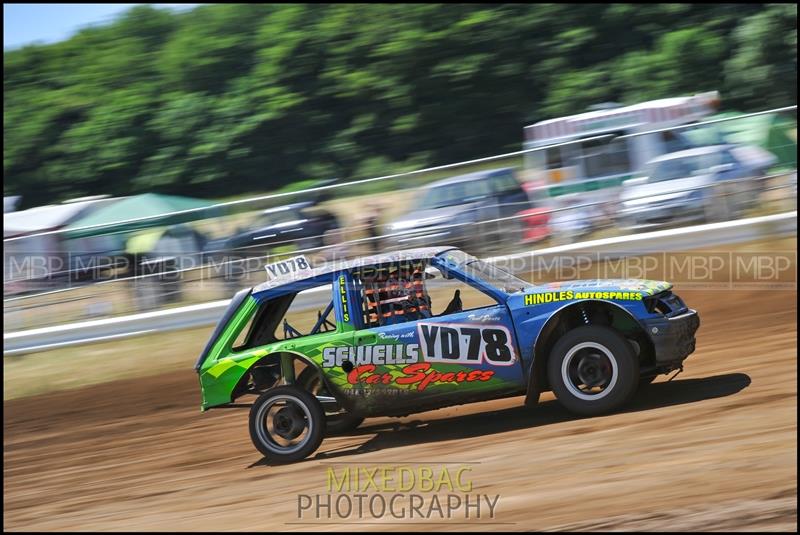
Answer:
[
  {"xmin": 296, "ymin": 367, "xmax": 365, "ymax": 434},
  {"xmin": 548, "ymin": 325, "xmax": 639, "ymax": 415},
  {"xmin": 249, "ymin": 386, "xmax": 325, "ymax": 462}
]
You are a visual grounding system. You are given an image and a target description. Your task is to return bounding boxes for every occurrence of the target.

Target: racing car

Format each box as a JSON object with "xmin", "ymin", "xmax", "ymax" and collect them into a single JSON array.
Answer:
[{"xmin": 195, "ymin": 247, "xmax": 700, "ymax": 462}]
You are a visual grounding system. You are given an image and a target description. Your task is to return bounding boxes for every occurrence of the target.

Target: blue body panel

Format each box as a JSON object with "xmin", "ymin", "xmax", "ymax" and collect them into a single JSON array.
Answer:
[{"xmin": 247, "ymin": 252, "xmax": 676, "ymax": 409}]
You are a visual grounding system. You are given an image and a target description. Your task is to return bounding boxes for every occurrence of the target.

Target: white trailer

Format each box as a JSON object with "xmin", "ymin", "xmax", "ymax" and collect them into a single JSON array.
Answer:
[{"xmin": 521, "ymin": 91, "xmax": 720, "ymax": 239}]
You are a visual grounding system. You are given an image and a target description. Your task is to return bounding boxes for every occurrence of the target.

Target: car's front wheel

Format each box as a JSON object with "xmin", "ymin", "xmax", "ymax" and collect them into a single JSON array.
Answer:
[
  {"xmin": 548, "ymin": 325, "xmax": 639, "ymax": 416},
  {"xmin": 249, "ymin": 386, "xmax": 326, "ymax": 462}
]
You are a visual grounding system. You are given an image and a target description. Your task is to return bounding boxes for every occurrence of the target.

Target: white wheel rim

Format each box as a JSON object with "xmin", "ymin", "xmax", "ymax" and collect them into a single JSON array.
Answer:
[
  {"xmin": 255, "ymin": 394, "xmax": 313, "ymax": 455},
  {"xmin": 561, "ymin": 341, "xmax": 619, "ymax": 401}
]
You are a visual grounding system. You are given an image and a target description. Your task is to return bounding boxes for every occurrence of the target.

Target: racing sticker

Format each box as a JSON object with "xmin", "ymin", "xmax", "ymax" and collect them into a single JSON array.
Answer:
[
  {"xmin": 338, "ymin": 275, "xmax": 350, "ymax": 323},
  {"xmin": 417, "ymin": 323, "xmax": 517, "ymax": 366},
  {"xmin": 322, "ymin": 344, "xmax": 419, "ymax": 368},
  {"xmin": 346, "ymin": 362, "xmax": 494, "ymax": 392},
  {"xmin": 523, "ymin": 290, "xmax": 643, "ymax": 305},
  {"xmin": 264, "ymin": 255, "xmax": 312, "ymax": 279}
]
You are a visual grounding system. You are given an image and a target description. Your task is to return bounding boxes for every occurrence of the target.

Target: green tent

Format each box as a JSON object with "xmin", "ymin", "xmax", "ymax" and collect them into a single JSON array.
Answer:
[
  {"xmin": 684, "ymin": 112, "xmax": 797, "ymax": 169},
  {"xmin": 64, "ymin": 193, "xmax": 216, "ymax": 239}
]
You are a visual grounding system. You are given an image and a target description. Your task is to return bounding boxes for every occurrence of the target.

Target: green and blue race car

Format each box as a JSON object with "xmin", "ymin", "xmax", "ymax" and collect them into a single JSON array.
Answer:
[{"xmin": 195, "ymin": 247, "xmax": 700, "ymax": 462}]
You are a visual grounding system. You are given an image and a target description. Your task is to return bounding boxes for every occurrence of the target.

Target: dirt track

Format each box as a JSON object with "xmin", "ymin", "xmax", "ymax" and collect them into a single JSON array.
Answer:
[{"xmin": 4, "ymin": 286, "xmax": 797, "ymax": 531}]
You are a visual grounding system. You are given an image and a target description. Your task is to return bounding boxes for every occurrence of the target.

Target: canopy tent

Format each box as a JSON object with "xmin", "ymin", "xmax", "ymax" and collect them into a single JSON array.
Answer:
[
  {"xmin": 63, "ymin": 193, "xmax": 217, "ymax": 239},
  {"xmin": 684, "ymin": 112, "xmax": 797, "ymax": 169},
  {"xmin": 4, "ymin": 198, "xmax": 117, "ymax": 238}
]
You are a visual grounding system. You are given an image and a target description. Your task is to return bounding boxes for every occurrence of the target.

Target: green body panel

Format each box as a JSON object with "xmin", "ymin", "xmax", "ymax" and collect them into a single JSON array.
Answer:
[
  {"xmin": 198, "ymin": 293, "xmax": 353, "ymax": 409},
  {"xmin": 197, "ymin": 291, "xmax": 521, "ymax": 414}
]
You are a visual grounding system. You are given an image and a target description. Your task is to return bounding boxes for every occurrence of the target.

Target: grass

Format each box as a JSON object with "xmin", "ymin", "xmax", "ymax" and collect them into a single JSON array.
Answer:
[{"xmin": 3, "ymin": 326, "xmax": 213, "ymax": 400}]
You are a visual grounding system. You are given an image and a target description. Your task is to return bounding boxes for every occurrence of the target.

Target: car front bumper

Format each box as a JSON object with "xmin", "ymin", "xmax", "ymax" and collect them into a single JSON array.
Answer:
[
  {"xmin": 619, "ymin": 201, "xmax": 706, "ymax": 229},
  {"xmin": 641, "ymin": 309, "xmax": 701, "ymax": 365}
]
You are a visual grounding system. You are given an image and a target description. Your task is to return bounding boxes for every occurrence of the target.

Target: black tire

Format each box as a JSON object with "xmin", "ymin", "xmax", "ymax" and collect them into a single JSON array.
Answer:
[
  {"xmin": 547, "ymin": 325, "xmax": 639, "ymax": 416},
  {"xmin": 296, "ymin": 367, "xmax": 365, "ymax": 434},
  {"xmin": 248, "ymin": 385, "xmax": 325, "ymax": 462}
]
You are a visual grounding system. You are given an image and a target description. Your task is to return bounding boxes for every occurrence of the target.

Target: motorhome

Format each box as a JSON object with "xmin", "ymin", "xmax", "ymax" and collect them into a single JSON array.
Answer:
[{"xmin": 522, "ymin": 92, "xmax": 720, "ymax": 238}]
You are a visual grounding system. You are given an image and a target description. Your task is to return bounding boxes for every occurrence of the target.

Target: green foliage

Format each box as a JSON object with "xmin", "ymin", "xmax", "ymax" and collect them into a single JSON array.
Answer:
[{"xmin": 3, "ymin": 4, "xmax": 796, "ymax": 206}]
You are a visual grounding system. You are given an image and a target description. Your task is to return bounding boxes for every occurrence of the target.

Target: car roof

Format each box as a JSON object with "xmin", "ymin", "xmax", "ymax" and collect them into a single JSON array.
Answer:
[
  {"xmin": 252, "ymin": 246, "xmax": 456, "ymax": 295},
  {"xmin": 425, "ymin": 167, "xmax": 515, "ymax": 188},
  {"xmin": 647, "ymin": 144, "xmax": 733, "ymax": 164}
]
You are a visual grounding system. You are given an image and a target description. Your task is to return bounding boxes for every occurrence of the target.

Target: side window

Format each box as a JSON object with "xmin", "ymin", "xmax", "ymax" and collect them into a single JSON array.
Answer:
[
  {"xmin": 232, "ymin": 312, "xmax": 258, "ymax": 350},
  {"xmin": 463, "ymin": 179, "xmax": 492, "ymax": 202},
  {"xmin": 720, "ymin": 151, "xmax": 737, "ymax": 166},
  {"xmin": 491, "ymin": 170, "xmax": 522, "ymax": 194},
  {"xmin": 274, "ymin": 295, "xmax": 336, "ymax": 341},
  {"xmin": 580, "ymin": 135, "xmax": 631, "ymax": 179},
  {"xmin": 354, "ymin": 260, "xmax": 432, "ymax": 329},
  {"xmin": 231, "ymin": 287, "xmax": 337, "ymax": 351},
  {"xmin": 545, "ymin": 146, "xmax": 563, "ymax": 170},
  {"xmin": 425, "ymin": 272, "xmax": 497, "ymax": 316},
  {"xmin": 352, "ymin": 260, "xmax": 499, "ymax": 328}
]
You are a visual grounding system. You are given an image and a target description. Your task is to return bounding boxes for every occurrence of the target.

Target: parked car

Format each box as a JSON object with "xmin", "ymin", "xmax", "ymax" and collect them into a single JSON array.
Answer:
[
  {"xmin": 618, "ymin": 144, "xmax": 776, "ymax": 229},
  {"xmin": 383, "ymin": 168, "xmax": 532, "ymax": 254},
  {"xmin": 205, "ymin": 201, "xmax": 341, "ymax": 257},
  {"xmin": 195, "ymin": 248, "xmax": 700, "ymax": 462}
]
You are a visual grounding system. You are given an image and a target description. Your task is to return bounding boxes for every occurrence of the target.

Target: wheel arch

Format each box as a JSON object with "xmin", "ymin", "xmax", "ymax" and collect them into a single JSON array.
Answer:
[
  {"xmin": 231, "ymin": 350, "xmax": 341, "ymax": 404},
  {"xmin": 526, "ymin": 299, "xmax": 653, "ymax": 400}
]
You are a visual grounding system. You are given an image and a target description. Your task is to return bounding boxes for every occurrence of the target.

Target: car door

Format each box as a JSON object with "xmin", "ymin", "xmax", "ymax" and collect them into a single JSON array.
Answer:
[
  {"xmin": 491, "ymin": 169, "xmax": 531, "ymax": 244},
  {"xmin": 468, "ymin": 178, "xmax": 501, "ymax": 248},
  {"xmin": 493, "ymin": 169, "xmax": 532, "ymax": 218},
  {"xmin": 338, "ymin": 259, "xmax": 526, "ymax": 415}
]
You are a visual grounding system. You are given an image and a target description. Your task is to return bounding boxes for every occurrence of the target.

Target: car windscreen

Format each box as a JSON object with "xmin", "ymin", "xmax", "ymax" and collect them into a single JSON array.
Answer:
[
  {"xmin": 439, "ymin": 249, "xmax": 533, "ymax": 294},
  {"xmin": 644, "ymin": 153, "xmax": 721, "ymax": 182},
  {"xmin": 417, "ymin": 180, "xmax": 492, "ymax": 210}
]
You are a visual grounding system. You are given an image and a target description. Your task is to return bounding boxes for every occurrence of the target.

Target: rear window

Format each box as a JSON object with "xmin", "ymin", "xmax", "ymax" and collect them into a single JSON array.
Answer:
[{"xmin": 231, "ymin": 287, "xmax": 336, "ymax": 350}]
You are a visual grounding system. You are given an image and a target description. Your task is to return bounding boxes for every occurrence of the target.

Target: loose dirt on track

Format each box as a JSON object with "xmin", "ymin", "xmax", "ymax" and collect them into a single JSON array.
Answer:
[{"xmin": 4, "ymin": 286, "xmax": 797, "ymax": 531}]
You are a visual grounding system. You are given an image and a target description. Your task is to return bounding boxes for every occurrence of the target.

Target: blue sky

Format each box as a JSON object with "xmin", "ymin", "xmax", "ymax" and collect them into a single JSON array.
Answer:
[{"xmin": 3, "ymin": 4, "xmax": 200, "ymax": 49}]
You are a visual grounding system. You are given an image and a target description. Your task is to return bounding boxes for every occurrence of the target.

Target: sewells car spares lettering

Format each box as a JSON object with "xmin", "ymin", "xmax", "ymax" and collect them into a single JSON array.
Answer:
[
  {"xmin": 322, "ymin": 344, "xmax": 420, "ymax": 367},
  {"xmin": 347, "ymin": 362, "xmax": 495, "ymax": 392},
  {"xmin": 417, "ymin": 323, "xmax": 517, "ymax": 366}
]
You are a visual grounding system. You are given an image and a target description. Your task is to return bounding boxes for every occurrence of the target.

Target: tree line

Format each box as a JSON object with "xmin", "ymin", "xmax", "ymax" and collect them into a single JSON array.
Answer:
[{"xmin": 3, "ymin": 3, "xmax": 796, "ymax": 207}]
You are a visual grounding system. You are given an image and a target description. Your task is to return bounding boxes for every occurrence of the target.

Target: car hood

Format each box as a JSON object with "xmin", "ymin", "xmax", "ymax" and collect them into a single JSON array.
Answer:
[
  {"xmin": 531, "ymin": 279, "xmax": 673, "ymax": 296},
  {"xmin": 622, "ymin": 175, "xmax": 711, "ymax": 206},
  {"xmin": 388, "ymin": 203, "xmax": 478, "ymax": 231}
]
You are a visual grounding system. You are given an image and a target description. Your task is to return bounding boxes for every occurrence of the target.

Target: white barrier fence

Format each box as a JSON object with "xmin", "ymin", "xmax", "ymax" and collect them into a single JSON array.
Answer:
[{"xmin": 4, "ymin": 210, "xmax": 795, "ymax": 356}]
